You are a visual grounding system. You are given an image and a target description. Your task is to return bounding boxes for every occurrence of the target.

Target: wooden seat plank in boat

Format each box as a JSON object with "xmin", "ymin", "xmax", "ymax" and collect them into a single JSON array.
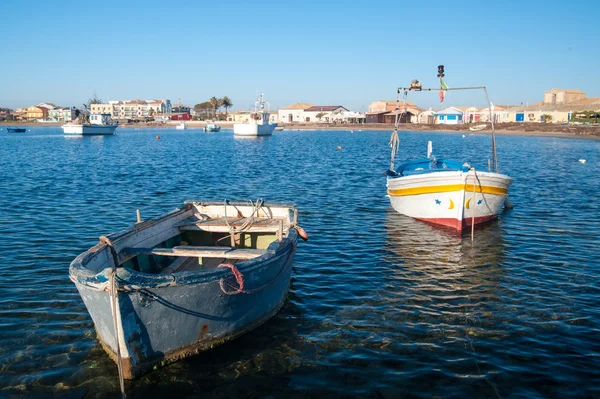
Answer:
[
  {"xmin": 121, "ymin": 246, "xmax": 267, "ymax": 260},
  {"xmin": 176, "ymin": 217, "xmax": 284, "ymax": 234}
]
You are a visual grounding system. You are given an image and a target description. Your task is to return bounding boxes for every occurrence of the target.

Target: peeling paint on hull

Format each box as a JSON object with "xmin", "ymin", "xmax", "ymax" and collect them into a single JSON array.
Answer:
[
  {"xmin": 75, "ymin": 239, "xmax": 297, "ymax": 379},
  {"xmin": 97, "ymin": 287, "xmax": 288, "ymax": 379}
]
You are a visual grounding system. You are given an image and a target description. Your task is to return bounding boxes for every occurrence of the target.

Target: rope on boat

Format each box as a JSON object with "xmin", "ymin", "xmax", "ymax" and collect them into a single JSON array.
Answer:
[
  {"xmin": 218, "ymin": 247, "xmax": 295, "ymax": 295},
  {"xmin": 470, "ymin": 167, "xmax": 477, "ymax": 243},
  {"xmin": 388, "ymin": 91, "xmax": 406, "ymax": 171},
  {"xmin": 218, "ymin": 263, "xmax": 245, "ymax": 294},
  {"xmin": 220, "ymin": 199, "xmax": 266, "ymax": 247},
  {"xmin": 109, "ymin": 268, "xmax": 126, "ymax": 398}
]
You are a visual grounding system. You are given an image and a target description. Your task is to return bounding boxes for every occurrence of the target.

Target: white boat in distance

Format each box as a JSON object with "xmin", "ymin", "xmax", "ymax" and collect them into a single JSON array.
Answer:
[
  {"xmin": 233, "ymin": 94, "xmax": 277, "ymax": 136},
  {"xmin": 469, "ymin": 123, "xmax": 488, "ymax": 132},
  {"xmin": 175, "ymin": 122, "xmax": 187, "ymax": 130},
  {"xmin": 62, "ymin": 114, "xmax": 118, "ymax": 135}
]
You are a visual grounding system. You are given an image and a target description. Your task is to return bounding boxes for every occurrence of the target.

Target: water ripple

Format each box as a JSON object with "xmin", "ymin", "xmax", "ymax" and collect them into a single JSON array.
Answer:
[{"xmin": 0, "ymin": 127, "xmax": 598, "ymax": 397}]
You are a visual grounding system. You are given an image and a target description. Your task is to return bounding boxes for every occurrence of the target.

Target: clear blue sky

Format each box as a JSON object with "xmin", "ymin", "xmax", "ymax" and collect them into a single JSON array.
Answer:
[{"xmin": 1, "ymin": 0, "xmax": 597, "ymax": 111}]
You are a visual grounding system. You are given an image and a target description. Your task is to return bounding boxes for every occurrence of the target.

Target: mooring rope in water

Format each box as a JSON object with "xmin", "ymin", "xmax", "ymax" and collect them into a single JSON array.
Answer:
[{"xmin": 109, "ymin": 268, "xmax": 126, "ymax": 398}]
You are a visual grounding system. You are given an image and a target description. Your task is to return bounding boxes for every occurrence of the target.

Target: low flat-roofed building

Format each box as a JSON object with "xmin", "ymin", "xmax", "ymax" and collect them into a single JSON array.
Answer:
[{"xmin": 433, "ymin": 107, "xmax": 464, "ymax": 124}]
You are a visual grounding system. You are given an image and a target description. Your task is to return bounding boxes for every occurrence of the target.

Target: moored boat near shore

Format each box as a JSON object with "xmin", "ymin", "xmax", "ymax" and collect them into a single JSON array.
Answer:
[
  {"xmin": 386, "ymin": 66, "xmax": 513, "ymax": 232},
  {"xmin": 469, "ymin": 123, "xmax": 488, "ymax": 132},
  {"xmin": 69, "ymin": 200, "xmax": 306, "ymax": 379},
  {"xmin": 6, "ymin": 127, "xmax": 26, "ymax": 133},
  {"xmin": 387, "ymin": 155, "xmax": 512, "ymax": 231},
  {"xmin": 62, "ymin": 114, "xmax": 118, "ymax": 135},
  {"xmin": 204, "ymin": 121, "xmax": 221, "ymax": 132},
  {"xmin": 175, "ymin": 122, "xmax": 187, "ymax": 130},
  {"xmin": 233, "ymin": 94, "xmax": 277, "ymax": 136}
]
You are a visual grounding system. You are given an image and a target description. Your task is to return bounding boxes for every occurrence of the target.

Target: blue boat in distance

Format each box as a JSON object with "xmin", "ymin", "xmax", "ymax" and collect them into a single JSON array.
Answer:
[
  {"xmin": 69, "ymin": 200, "xmax": 307, "ymax": 380},
  {"xmin": 6, "ymin": 127, "xmax": 26, "ymax": 133},
  {"xmin": 203, "ymin": 120, "xmax": 221, "ymax": 132}
]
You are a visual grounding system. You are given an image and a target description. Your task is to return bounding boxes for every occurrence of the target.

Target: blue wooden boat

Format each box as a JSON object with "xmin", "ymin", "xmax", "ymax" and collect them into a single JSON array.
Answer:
[
  {"xmin": 203, "ymin": 122, "xmax": 221, "ymax": 132},
  {"xmin": 70, "ymin": 200, "xmax": 307, "ymax": 379},
  {"xmin": 6, "ymin": 127, "xmax": 26, "ymax": 133}
]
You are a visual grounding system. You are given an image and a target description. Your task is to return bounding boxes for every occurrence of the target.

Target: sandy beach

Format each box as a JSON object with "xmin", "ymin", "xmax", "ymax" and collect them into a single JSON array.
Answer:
[{"xmin": 3, "ymin": 121, "xmax": 599, "ymax": 140}]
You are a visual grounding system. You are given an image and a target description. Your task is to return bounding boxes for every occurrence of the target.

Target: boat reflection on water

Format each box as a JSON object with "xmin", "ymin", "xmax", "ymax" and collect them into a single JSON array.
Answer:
[
  {"xmin": 382, "ymin": 209, "xmax": 507, "ymax": 310},
  {"xmin": 384, "ymin": 209, "xmax": 506, "ymax": 269}
]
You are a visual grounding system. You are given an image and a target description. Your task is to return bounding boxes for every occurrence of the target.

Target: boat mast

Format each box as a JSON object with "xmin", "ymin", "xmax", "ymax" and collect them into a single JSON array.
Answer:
[{"xmin": 393, "ymin": 66, "xmax": 499, "ymax": 173}]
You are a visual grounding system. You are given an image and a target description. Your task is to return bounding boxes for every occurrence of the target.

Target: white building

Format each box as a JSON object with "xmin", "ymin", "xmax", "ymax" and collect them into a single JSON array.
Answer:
[
  {"xmin": 278, "ymin": 103, "xmax": 315, "ymax": 123},
  {"xmin": 278, "ymin": 103, "xmax": 352, "ymax": 123},
  {"xmin": 329, "ymin": 111, "xmax": 366, "ymax": 124},
  {"xmin": 48, "ymin": 107, "xmax": 77, "ymax": 122},
  {"xmin": 417, "ymin": 108, "xmax": 435, "ymax": 124},
  {"xmin": 303, "ymin": 106, "xmax": 348, "ymax": 123},
  {"xmin": 433, "ymin": 107, "xmax": 464, "ymax": 124},
  {"xmin": 90, "ymin": 99, "xmax": 171, "ymax": 119}
]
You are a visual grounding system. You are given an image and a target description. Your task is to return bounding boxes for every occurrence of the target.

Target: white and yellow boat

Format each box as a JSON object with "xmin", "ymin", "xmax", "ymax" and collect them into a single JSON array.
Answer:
[
  {"xmin": 387, "ymin": 157, "xmax": 512, "ymax": 231},
  {"xmin": 386, "ymin": 66, "xmax": 512, "ymax": 232}
]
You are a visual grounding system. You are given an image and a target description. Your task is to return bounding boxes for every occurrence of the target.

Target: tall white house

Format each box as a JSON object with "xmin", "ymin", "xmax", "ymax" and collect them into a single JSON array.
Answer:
[{"xmin": 90, "ymin": 99, "xmax": 171, "ymax": 119}]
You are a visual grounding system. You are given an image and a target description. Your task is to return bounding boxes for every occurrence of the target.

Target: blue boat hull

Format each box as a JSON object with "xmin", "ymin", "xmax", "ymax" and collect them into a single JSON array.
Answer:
[{"xmin": 70, "ymin": 200, "xmax": 300, "ymax": 379}]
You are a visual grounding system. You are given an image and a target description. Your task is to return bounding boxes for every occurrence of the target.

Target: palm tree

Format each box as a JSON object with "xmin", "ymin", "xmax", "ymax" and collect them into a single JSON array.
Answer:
[
  {"xmin": 209, "ymin": 97, "xmax": 221, "ymax": 119},
  {"xmin": 221, "ymin": 96, "xmax": 233, "ymax": 116}
]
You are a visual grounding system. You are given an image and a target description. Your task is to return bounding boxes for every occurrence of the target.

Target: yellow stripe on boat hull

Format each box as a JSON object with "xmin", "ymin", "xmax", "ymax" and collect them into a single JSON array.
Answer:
[{"xmin": 388, "ymin": 184, "xmax": 508, "ymax": 197}]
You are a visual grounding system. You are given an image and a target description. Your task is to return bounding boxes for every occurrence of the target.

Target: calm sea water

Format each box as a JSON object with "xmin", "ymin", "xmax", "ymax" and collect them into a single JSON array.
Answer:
[{"xmin": 0, "ymin": 127, "xmax": 599, "ymax": 398}]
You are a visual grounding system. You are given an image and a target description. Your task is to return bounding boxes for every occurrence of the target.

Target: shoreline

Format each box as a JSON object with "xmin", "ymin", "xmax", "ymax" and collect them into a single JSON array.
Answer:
[{"xmin": 2, "ymin": 121, "xmax": 599, "ymax": 140}]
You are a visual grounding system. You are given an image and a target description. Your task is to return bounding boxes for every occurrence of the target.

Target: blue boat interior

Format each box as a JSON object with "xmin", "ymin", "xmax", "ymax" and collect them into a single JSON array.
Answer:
[{"xmin": 387, "ymin": 158, "xmax": 481, "ymax": 177}]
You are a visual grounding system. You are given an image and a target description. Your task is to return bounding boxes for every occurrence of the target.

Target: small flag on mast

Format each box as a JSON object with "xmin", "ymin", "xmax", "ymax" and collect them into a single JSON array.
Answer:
[{"xmin": 439, "ymin": 78, "xmax": 449, "ymax": 102}]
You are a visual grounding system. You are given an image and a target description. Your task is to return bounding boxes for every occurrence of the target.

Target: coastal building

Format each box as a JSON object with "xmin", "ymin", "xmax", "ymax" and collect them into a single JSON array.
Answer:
[
  {"xmin": 0, "ymin": 108, "xmax": 13, "ymax": 121},
  {"xmin": 91, "ymin": 99, "xmax": 171, "ymax": 120},
  {"xmin": 278, "ymin": 103, "xmax": 365, "ymax": 123},
  {"xmin": 417, "ymin": 108, "xmax": 436, "ymax": 124},
  {"xmin": 381, "ymin": 109, "xmax": 417, "ymax": 124},
  {"xmin": 171, "ymin": 102, "xmax": 190, "ymax": 114},
  {"xmin": 303, "ymin": 106, "xmax": 348, "ymax": 123},
  {"xmin": 366, "ymin": 100, "xmax": 419, "ymax": 123},
  {"xmin": 278, "ymin": 103, "xmax": 315, "ymax": 123},
  {"xmin": 26, "ymin": 105, "xmax": 49, "ymax": 120},
  {"xmin": 433, "ymin": 107, "xmax": 464, "ymax": 124},
  {"xmin": 368, "ymin": 100, "xmax": 417, "ymax": 113},
  {"xmin": 329, "ymin": 111, "xmax": 366, "ymax": 124},
  {"xmin": 460, "ymin": 106, "xmax": 510, "ymax": 123},
  {"xmin": 506, "ymin": 88, "xmax": 600, "ymax": 123},
  {"xmin": 90, "ymin": 103, "xmax": 114, "ymax": 115},
  {"xmin": 169, "ymin": 113, "xmax": 192, "ymax": 121},
  {"xmin": 544, "ymin": 89, "xmax": 586, "ymax": 105},
  {"xmin": 506, "ymin": 107, "xmax": 573, "ymax": 123},
  {"xmin": 12, "ymin": 108, "xmax": 27, "ymax": 120},
  {"xmin": 49, "ymin": 107, "xmax": 77, "ymax": 122},
  {"xmin": 228, "ymin": 110, "xmax": 253, "ymax": 123}
]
